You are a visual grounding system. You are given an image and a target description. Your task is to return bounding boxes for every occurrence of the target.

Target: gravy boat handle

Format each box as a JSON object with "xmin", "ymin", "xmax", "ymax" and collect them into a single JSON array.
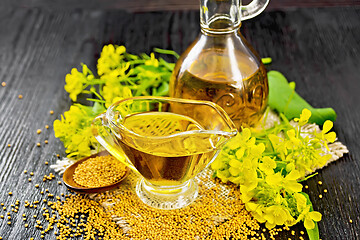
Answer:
[{"xmin": 92, "ymin": 113, "xmax": 140, "ymax": 174}]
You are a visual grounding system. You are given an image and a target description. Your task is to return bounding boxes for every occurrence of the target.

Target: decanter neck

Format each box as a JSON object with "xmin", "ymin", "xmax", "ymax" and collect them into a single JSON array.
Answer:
[{"xmin": 200, "ymin": 0, "xmax": 241, "ymax": 34}]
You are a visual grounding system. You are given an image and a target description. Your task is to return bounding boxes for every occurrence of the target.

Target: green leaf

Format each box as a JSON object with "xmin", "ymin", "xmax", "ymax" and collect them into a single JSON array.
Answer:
[
  {"xmin": 92, "ymin": 102, "xmax": 106, "ymax": 115},
  {"xmin": 267, "ymin": 70, "xmax": 337, "ymax": 125},
  {"xmin": 155, "ymin": 82, "xmax": 169, "ymax": 96},
  {"xmin": 300, "ymin": 192, "xmax": 320, "ymax": 240}
]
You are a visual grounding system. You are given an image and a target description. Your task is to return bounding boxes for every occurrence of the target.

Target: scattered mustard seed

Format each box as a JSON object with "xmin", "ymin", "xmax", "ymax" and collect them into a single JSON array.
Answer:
[
  {"xmin": 49, "ymin": 110, "xmax": 54, "ymax": 115},
  {"xmin": 350, "ymin": 219, "xmax": 353, "ymax": 223},
  {"xmin": 7, "ymin": 144, "xmax": 11, "ymax": 148},
  {"xmin": 24, "ymin": 170, "xmax": 27, "ymax": 174},
  {"xmin": 319, "ymin": 194, "xmax": 323, "ymax": 199},
  {"xmin": 25, "ymin": 224, "xmax": 28, "ymax": 228},
  {"xmin": 318, "ymin": 181, "xmax": 323, "ymax": 185},
  {"xmin": 35, "ymin": 184, "xmax": 39, "ymax": 188},
  {"xmin": 8, "ymin": 192, "xmax": 12, "ymax": 196},
  {"xmin": 28, "ymin": 178, "xmax": 32, "ymax": 182},
  {"xmin": 305, "ymin": 185, "xmax": 309, "ymax": 189},
  {"xmin": 30, "ymin": 172, "xmax": 34, "ymax": 176},
  {"xmin": 37, "ymin": 129, "xmax": 42, "ymax": 134},
  {"xmin": 0, "ymin": 215, "xmax": 3, "ymax": 219},
  {"xmin": 45, "ymin": 161, "xmax": 48, "ymax": 165},
  {"xmin": 7, "ymin": 221, "xmax": 11, "ymax": 225},
  {"xmin": 36, "ymin": 142, "xmax": 41, "ymax": 147},
  {"xmin": 324, "ymin": 189, "xmax": 328, "ymax": 193},
  {"xmin": 18, "ymin": 94, "xmax": 23, "ymax": 99},
  {"xmin": 44, "ymin": 140, "xmax": 48, "ymax": 144},
  {"xmin": 1, "ymin": 82, "xmax": 6, "ymax": 87},
  {"xmin": 45, "ymin": 125, "xmax": 49, "ymax": 129}
]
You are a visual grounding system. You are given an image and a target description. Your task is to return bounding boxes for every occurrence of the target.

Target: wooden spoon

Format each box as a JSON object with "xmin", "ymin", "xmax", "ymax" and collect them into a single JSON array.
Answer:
[{"xmin": 62, "ymin": 151, "xmax": 130, "ymax": 194}]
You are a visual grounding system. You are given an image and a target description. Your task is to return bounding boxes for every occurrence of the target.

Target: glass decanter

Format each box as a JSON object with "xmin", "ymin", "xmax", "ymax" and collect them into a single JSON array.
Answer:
[{"xmin": 170, "ymin": 0, "xmax": 269, "ymax": 128}]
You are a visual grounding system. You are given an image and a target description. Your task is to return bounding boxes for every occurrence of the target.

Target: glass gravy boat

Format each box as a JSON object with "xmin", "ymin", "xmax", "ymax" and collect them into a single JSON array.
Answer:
[{"xmin": 92, "ymin": 96, "xmax": 237, "ymax": 209}]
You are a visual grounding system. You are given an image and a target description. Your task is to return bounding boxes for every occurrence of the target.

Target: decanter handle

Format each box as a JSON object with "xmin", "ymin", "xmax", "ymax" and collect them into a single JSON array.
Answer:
[{"xmin": 241, "ymin": 0, "xmax": 270, "ymax": 20}]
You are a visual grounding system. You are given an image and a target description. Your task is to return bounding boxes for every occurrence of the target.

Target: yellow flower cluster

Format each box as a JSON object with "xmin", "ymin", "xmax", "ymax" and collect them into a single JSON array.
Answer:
[
  {"xmin": 64, "ymin": 64, "xmax": 96, "ymax": 101},
  {"xmin": 53, "ymin": 104, "xmax": 103, "ymax": 159},
  {"xmin": 55, "ymin": 44, "xmax": 176, "ymax": 159},
  {"xmin": 211, "ymin": 109, "xmax": 335, "ymax": 230}
]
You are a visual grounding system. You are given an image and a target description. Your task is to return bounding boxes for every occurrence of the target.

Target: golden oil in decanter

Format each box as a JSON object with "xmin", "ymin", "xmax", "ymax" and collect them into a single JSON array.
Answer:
[{"xmin": 170, "ymin": 48, "xmax": 268, "ymax": 129}]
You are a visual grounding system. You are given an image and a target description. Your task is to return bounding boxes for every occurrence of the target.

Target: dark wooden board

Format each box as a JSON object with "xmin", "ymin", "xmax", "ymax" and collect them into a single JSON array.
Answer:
[
  {"xmin": 0, "ymin": 6, "xmax": 359, "ymax": 240},
  {"xmin": 8, "ymin": 0, "xmax": 360, "ymax": 12}
]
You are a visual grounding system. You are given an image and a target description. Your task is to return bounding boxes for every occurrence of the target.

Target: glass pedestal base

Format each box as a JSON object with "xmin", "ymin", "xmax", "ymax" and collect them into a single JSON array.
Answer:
[{"xmin": 135, "ymin": 178, "xmax": 198, "ymax": 210}]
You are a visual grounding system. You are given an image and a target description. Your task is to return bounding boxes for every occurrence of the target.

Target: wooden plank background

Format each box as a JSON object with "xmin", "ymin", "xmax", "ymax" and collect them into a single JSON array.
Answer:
[
  {"xmin": 0, "ymin": 3, "xmax": 359, "ymax": 240},
  {"xmin": 10, "ymin": 0, "xmax": 360, "ymax": 11}
]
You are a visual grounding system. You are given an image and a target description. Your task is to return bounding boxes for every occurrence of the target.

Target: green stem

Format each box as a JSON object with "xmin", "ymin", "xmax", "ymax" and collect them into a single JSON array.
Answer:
[
  {"xmin": 90, "ymin": 89, "xmax": 104, "ymax": 101},
  {"xmin": 86, "ymin": 98, "xmax": 106, "ymax": 103},
  {"xmin": 298, "ymin": 172, "xmax": 318, "ymax": 182},
  {"xmin": 153, "ymin": 48, "xmax": 180, "ymax": 59}
]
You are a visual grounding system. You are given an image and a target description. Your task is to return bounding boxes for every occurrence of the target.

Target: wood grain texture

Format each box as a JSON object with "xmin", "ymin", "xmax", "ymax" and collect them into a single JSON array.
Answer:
[
  {"xmin": 7, "ymin": 0, "xmax": 360, "ymax": 12},
  {"xmin": 0, "ymin": 6, "xmax": 359, "ymax": 239}
]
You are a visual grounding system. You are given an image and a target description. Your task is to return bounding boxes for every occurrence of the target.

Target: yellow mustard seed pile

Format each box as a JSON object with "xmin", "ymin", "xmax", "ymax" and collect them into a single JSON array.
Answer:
[
  {"xmin": 89, "ymin": 173, "xmax": 283, "ymax": 240},
  {"xmin": 40, "ymin": 177, "xmax": 278, "ymax": 240},
  {"xmin": 0, "ymin": 162, "xmax": 293, "ymax": 239},
  {"xmin": 73, "ymin": 156, "xmax": 127, "ymax": 188}
]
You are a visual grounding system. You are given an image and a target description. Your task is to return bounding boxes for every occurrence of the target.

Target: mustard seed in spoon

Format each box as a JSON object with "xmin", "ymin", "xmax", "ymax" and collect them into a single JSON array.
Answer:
[{"xmin": 73, "ymin": 155, "xmax": 127, "ymax": 188}]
